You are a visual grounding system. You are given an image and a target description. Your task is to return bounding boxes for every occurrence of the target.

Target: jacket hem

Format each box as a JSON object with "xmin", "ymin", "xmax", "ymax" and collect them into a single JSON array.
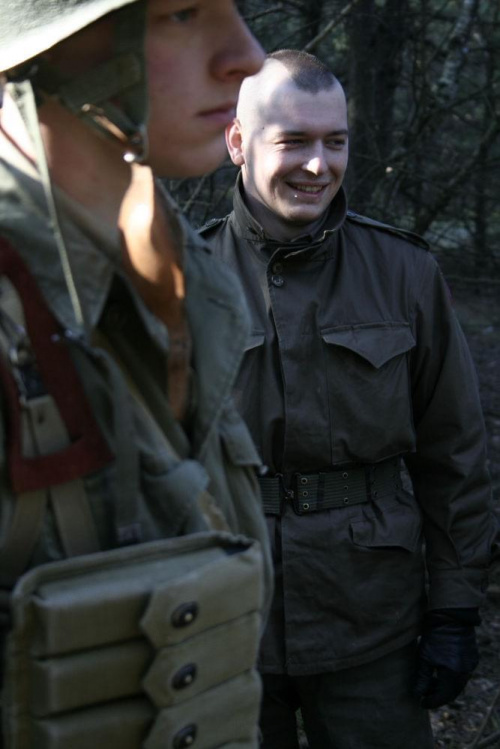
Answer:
[{"xmin": 258, "ymin": 626, "xmax": 421, "ymax": 676}]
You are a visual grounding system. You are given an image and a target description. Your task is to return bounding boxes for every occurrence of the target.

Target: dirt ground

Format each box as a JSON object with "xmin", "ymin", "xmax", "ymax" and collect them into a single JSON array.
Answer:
[{"xmin": 431, "ymin": 283, "xmax": 500, "ymax": 749}]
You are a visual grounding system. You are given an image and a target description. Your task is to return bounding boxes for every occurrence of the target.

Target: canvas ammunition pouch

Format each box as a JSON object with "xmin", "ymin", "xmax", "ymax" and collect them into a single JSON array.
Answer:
[
  {"xmin": 3, "ymin": 532, "xmax": 263, "ymax": 749},
  {"xmin": 0, "ymin": 237, "xmax": 265, "ymax": 748}
]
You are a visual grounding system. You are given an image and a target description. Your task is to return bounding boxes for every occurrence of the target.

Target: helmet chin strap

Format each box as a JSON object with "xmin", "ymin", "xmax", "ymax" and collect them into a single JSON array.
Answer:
[
  {"xmin": 3, "ymin": 1, "xmax": 149, "ymax": 338},
  {"xmin": 29, "ymin": 1, "xmax": 149, "ymax": 163},
  {"xmin": 8, "ymin": 78, "xmax": 89, "ymax": 337}
]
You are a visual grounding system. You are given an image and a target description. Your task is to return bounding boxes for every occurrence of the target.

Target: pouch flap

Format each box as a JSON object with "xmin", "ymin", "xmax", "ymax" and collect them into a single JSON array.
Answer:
[
  {"xmin": 321, "ymin": 323, "xmax": 415, "ymax": 368},
  {"xmin": 143, "ymin": 612, "xmax": 260, "ymax": 707},
  {"xmin": 9, "ymin": 534, "xmax": 250, "ymax": 657},
  {"xmin": 140, "ymin": 544, "xmax": 263, "ymax": 648},
  {"xmin": 144, "ymin": 670, "xmax": 260, "ymax": 749}
]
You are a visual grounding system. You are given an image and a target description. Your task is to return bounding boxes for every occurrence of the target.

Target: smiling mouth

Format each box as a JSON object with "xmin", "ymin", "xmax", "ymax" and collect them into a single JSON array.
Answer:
[{"xmin": 288, "ymin": 183, "xmax": 328, "ymax": 194}]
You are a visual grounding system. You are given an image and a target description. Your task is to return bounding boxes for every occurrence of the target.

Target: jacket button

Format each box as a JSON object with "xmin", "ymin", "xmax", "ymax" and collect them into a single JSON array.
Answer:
[
  {"xmin": 271, "ymin": 275, "xmax": 284, "ymax": 287},
  {"xmin": 300, "ymin": 477, "xmax": 308, "ymax": 485},
  {"xmin": 173, "ymin": 724, "xmax": 197, "ymax": 749},
  {"xmin": 171, "ymin": 602, "xmax": 198, "ymax": 628},
  {"xmin": 302, "ymin": 503, "xmax": 310, "ymax": 511},
  {"xmin": 172, "ymin": 664, "xmax": 197, "ymax": 690}
]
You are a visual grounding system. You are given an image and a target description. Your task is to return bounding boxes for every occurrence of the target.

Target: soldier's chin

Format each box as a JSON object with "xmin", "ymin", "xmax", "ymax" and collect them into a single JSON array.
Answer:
[
  {"xmin": 151, "ymin": 137, "xmax": 227, "ymax": 180},
  {"xmin": 285, "ymin": 208, "xmax": 323, "ymax": 225}
]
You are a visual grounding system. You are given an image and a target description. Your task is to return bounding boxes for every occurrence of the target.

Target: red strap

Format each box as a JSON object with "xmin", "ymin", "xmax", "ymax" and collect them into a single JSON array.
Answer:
[{"xmin": 0, "ymin": 236, "xmax": 114, "ymax": 493}]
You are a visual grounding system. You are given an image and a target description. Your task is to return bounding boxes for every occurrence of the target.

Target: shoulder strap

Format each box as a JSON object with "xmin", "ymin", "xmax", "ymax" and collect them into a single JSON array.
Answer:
[
  {"xmin": 198, "ymin": 216, "xmax": 226, "ymax": 238},
  {"xmin": 0, "ymin": 237, "xmax": 114, "ymax": 492},
  {"xmin": 0, "ymin": 238, "xmax": 113, "ymax": 587},
  {"xmin": 346, "ymin": 210, "xmax": 429, "ymax": 250}
]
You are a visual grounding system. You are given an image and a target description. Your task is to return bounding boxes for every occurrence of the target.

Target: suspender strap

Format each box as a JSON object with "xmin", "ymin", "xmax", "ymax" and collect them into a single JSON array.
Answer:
[
  {"xmin": 0, "ymin": 237, "xmax": 114, "ymax": 493},
  {"xmin": 258, "ymin": 458, "xmax": 402, "ymax": 515},
  {"xmin": 0, "ymin": 396, "xmax": 100, "ymax": 588},
  {"xmin": 25, "ymin": 395, "xmax": 101, "ymax": 557},
  {"xmin": 0, "ymin": 238, "xmax": 113, "ymax": 586}
]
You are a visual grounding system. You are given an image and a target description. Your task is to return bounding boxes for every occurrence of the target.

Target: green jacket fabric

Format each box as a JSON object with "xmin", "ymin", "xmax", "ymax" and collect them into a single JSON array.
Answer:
[
  {"xmin": 0, "ymin": 138, "xmax": 272, "ymax": 617},
  {"xmin": 199, "ymin": 177, "xmax": 496, "ymax": 676}
]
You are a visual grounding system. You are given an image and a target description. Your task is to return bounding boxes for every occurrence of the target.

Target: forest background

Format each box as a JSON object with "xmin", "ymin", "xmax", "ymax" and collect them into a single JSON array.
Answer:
[{"xmin": 167, "ymin": 1, "xmax": 500, "ymax": 747}]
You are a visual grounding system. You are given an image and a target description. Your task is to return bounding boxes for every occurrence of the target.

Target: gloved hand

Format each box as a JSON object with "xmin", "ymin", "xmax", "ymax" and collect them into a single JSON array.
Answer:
[{"xmin": 414, "ymin": 608, "xmax": 480, "ymax": 709}]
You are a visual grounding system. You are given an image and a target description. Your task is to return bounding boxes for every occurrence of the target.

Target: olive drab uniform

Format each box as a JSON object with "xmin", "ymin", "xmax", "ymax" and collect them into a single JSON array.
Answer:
[
  {"xmin": 200, "ymin": 175, "xmax": 496, "ymax": 676},
  {"xmin": 0, "ymin": 132, "xmax": 272, "ymax": 748}
]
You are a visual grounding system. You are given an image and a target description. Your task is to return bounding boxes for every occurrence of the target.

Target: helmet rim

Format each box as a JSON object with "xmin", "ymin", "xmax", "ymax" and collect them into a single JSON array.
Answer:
[{"xmin": 0, "ymin": 0, "xmax": 140, "ymax": 73}]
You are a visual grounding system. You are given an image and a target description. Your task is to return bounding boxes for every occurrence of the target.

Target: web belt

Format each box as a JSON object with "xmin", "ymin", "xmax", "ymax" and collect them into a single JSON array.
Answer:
[{"xmin": 258, "ymin": 457, "xmax": 402, "ymax": 515}]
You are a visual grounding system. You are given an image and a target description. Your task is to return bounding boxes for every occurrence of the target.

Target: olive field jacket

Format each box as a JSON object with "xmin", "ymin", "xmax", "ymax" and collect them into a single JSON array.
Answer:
[
  {"xmin": 200, "ymin": 179, "xmax": 495, "ymax": 675},
  {"xmin": 0, "ymin": 140, "xmax": 272, "ymax": 610}
]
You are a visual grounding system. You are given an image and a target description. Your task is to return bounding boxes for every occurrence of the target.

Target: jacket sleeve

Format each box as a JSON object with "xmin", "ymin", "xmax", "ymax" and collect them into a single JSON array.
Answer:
[{"xmin": 404, "ymin": 253, "xmax": 495, "ymax": 609}]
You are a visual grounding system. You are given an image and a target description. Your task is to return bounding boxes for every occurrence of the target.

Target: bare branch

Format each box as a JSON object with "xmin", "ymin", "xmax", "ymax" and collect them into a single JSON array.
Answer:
[{"xmin": 304, "ymin": 0, "xmax": 365, "ymax": 52}]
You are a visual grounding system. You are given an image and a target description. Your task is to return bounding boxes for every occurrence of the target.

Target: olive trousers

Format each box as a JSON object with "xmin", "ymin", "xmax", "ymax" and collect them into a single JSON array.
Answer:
[{"xmin": 259, "ymin": 644, "xmax": 434, "ymax": 749}]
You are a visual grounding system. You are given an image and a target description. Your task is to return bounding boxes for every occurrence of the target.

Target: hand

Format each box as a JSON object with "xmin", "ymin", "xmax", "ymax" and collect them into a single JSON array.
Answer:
[{"xmin": 414, "ymin": 610, "xmax": 480, "ymax": 709}]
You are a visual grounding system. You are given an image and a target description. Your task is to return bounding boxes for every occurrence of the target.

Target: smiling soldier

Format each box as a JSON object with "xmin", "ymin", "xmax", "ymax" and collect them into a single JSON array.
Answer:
[
  {"xmin": 0, "ymin": 2, "xmax": 274, "ymax": 747},
  {"xmin": 200, "ymin": 49, "xmax": 496, "ymax": 749}
]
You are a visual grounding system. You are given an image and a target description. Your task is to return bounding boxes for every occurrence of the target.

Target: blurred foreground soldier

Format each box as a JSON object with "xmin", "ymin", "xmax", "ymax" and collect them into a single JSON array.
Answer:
[
  {"xmin": 0, "ymin": 2, "xmax": 273, "ymax": 747},
  {"xmin": 200, "ymin": 50, "xmax": 497, "ymax": 749}
]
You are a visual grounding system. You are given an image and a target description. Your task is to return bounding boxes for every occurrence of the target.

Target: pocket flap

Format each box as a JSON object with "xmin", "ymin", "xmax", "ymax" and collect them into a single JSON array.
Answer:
[
  {"xmin": 321, "ymin": 323, "xmax": 415, "ymax": 368},
  {"xmin": 351, "ymin": 505, "xmax": 422, "ymax": 553}
]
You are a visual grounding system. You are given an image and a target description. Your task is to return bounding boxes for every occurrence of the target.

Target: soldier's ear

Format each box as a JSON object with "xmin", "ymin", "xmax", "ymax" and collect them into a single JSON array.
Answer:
[{"xmin": 226, "ymin": 119, "xmax": 245, "ymax": 166}]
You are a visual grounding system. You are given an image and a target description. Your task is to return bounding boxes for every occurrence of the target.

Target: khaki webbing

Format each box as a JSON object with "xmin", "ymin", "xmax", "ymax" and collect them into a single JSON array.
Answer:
[
  {"xmin": 0, "ymin": 393, "xmax": 100, "ymax": 588},
  {"xmin": 0, "ymin": 274, "xmax": 100, "ymax": 587}
]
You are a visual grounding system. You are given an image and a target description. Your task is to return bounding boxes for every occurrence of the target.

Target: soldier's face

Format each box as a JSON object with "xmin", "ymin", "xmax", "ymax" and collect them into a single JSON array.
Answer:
[
  {"xmin": 228, "ymin": 80, "xmax": 349, "ymax": 239},
  {"xmin": 146, "ymin": 0, "xmax": 265, "ymax": 178}
]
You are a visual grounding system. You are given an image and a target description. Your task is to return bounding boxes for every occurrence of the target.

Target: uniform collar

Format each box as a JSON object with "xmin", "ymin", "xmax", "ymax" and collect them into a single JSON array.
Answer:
[
  {"xmin": 0, "ymin": 133, "xmax": 191, "ymax": 352},
  {"xmin": 232, "ymin": 171, "xmax": 348, "ymax": 255}
]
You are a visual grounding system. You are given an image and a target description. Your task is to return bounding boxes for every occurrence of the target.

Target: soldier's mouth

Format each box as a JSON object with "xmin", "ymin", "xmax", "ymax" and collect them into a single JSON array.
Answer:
[{"xmin": 287, "ymin": 183, "xmax": 327, "ymax": 194}]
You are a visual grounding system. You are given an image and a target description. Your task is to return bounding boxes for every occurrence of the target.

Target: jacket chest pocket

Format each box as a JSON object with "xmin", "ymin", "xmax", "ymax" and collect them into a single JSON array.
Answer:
[{"xmin": 321, "ymin": 323, "xmax": 416, "ymax": 463}]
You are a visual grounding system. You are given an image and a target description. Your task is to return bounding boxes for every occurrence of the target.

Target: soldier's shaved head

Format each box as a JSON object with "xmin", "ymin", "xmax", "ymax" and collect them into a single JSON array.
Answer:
[
  {"xmin": 236, "ymin": 49, "xmax": 341, "ymax": 133},
  {"xmin": 226, "ymin": 48, "xmax": 348, "ymax": 242}
]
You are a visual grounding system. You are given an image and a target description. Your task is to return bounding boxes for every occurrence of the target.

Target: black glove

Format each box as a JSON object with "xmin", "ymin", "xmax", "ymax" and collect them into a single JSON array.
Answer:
[{"xmin": 414, "ymin": 608, "xmax": 480, "ymax": 709}]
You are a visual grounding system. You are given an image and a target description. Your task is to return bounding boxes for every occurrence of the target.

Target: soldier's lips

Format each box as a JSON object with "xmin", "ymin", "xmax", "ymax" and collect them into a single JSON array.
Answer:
[
  {"xmin": 286, "ymin": 183, "xmax": 330, "ymax": 198},
  {"xmin": 198, "ymin": 104, "xmax": 237, "ymax": 126}
]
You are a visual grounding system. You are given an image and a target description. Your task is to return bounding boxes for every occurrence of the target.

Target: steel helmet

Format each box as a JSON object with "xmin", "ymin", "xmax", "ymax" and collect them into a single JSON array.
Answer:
[
  {"xmin": 0, "ymin": 0, "xmax": 140, "ymax": 73},
  {"xmin": 1, "ymin": 0, "xmax": 148, "ymax": 162},
  {"xmin": 0, "ymin": 0, "xmax": 150, "ymax": 336}
]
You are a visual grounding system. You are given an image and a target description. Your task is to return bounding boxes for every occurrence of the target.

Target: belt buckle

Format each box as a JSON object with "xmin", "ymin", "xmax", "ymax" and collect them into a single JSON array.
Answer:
[{"xmin": 276, "ymin": 474, "xmax": 295, "ymax": 515}]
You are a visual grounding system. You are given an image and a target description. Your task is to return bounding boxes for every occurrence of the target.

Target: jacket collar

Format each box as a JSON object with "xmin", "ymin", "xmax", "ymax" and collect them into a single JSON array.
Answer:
[
  {"xmin": 0, "ymin": 133, "xmax": 180, "ymax": 352},
  {"xmin": 232, "ymin": 171, "xmax": 348, "ymax": 257}
]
